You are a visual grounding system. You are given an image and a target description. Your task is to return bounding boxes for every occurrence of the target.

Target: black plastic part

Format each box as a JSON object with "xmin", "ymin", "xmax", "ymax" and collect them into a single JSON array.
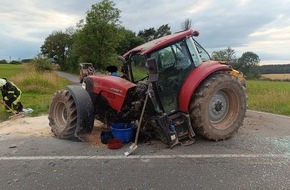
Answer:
[
  {"xmin": 83, "ymin": 77, "xmax": 97, "ymax": 105},
  {"xmin": 155, "ymin": 114, "xmax": 177, "ymax": 146},
  {"xmin": 66, "ymin": 85, "xmax": 94, "ymax": 137}
]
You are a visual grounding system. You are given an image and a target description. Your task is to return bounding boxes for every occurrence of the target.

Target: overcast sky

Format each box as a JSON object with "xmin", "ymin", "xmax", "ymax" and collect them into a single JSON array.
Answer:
[{"xmin": 0, "ymin": 0, "xmax": 289, "ymax": 64}]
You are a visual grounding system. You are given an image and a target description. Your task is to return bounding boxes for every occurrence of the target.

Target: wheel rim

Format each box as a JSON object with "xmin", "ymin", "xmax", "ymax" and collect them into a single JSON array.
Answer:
[
  {"xmin": 208, "ymin": 90, "xmax": 229, "ymax": 125},
  {"xmin": 55, "ymin": 102, "xmax": 68, "ymax": 130}
]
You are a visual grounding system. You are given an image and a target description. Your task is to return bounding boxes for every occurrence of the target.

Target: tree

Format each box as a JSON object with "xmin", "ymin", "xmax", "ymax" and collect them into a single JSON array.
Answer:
[
  {"xmin": 69, "ymin": 0, "xmax": 122, "ymax": 70},
  {"xmin": 138, "ymin": 27, "xmax": 156, "ymax": 42},
  {"xmin": 41, "ymin": 30, "xmax": 72, "ymax": 69},
  {"xmin": 0, "ymin": 59, "xmax": 8, "ymax": 64},
  {"xmin": 211, "ymin": 47, "xmax": 237, "ymax": 66},
  {"xmin": 10, "ymin": 60, "xmax": 21, "ymax": 64},
  {"xmin": 154, "ymin": 24, "xmax": 171, "ymax": 39},
  {"xmin": 238, "ymin": 51, "xmax": 261, "ymax": 78},
  {"xmin": 212, "ymin": 50, "xmax": 227, "ymax": 61},
  {"xmin": 181, "ymin": 19, "xmax": 192, "ymax": 30},
  {"xmin": 225, "ymin": 47, "xmax": 236, "ymax": 63},
  {"xmin": 138, "ymin": 24, "xmax": 171, "ymax": 42},
  {"xmin": 116, "ymin": 27, "xmax": 145, "ymax": 55}
]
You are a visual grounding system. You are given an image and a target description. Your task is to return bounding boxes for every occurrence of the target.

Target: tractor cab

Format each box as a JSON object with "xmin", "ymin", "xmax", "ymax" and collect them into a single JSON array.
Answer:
[{"xmin": 121, "ymin": 30, "xmax": 211, "ymax": 114}]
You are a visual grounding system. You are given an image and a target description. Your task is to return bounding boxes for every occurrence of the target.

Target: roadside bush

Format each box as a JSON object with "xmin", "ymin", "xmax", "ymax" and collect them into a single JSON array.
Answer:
[
  {"xmin": 10, "ymin": 60, "xmax": 21, "ymax": 64},
  {"xmin": 31, "ymin": 57, "xmax": 53, "ymax": 72}
]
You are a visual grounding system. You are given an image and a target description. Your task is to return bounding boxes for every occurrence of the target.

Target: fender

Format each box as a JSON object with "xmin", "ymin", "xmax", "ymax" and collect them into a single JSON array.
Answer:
[
  {"xmin": 66, "ymin": 85, "xmax": 94, "ymax": 136},
  {"xmin": 179, "ymin": 61, "xmax": 231, "ymax": 112},
  {"xmin": 90, "ymin": 75, "xmax": 136, "ymax": 111}
]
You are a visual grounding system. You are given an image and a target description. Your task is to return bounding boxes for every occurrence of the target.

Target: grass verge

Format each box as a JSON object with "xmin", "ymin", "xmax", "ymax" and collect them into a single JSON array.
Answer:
[
  {"xmin": 0, "ymin": 64, "xmax": 70, "ymax": 121},
  {"xmin": 247, "ymin": 80, "xmax": 290, "ymax": 116}
]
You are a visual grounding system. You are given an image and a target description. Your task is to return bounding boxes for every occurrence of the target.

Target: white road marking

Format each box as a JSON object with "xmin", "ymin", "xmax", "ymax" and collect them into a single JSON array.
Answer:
[{"xmin": 0, "ymin": 154, "xmax": 289, "ymax": 160}]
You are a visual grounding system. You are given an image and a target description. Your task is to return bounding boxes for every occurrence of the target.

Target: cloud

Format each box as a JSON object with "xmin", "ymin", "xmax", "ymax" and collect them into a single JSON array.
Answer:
[
  {"xmin": 0, "ymin": 0, "xmax": 95, "ymax": 59},
  {"xmin": 0, "ymin": 38, "xmax": 41, "ymax": 60},
  {"xmin": 0, "ymin": 0, "xmax": 289, "ymax": 61},
  {"xmin": 0, "ymin": 2, "xmax": 81, "ymax": 43}
]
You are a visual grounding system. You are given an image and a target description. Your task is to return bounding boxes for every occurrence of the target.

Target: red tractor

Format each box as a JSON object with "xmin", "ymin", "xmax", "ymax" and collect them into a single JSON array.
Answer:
[{"xmin": 48, "ymin": 30, "xmax": 247, "ymax": 147}]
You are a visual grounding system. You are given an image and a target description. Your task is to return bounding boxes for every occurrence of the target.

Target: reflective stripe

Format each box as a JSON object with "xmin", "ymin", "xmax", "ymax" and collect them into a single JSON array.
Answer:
[
  {"xmin": 13, "ymin": 94, "xmax": 21, "ymax": 105},
  {"xmin": 10, "ymin": 82, "xmax": 21, "ymax": 96}
]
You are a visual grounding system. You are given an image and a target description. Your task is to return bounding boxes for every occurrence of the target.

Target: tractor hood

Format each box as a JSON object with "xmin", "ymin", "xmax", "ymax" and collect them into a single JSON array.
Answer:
[{"xmin": 89, "ymin": 75, "xmax": 136, "ymax": 111}]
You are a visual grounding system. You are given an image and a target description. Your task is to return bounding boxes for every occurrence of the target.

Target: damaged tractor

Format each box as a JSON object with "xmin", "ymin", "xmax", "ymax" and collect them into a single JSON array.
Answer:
[{"xmin": 48, "ymin": 29, "xmax": 247, "ymax": 148}]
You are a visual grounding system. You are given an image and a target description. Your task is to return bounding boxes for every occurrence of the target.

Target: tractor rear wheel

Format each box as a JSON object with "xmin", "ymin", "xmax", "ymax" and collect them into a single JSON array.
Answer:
[
  {"xmin": 189, "ymin": 73, "xmax": 247, "ymax": 140},
  {"xmin": 48, "ymin": 89, "xmax": 78, "ymax": 139}
]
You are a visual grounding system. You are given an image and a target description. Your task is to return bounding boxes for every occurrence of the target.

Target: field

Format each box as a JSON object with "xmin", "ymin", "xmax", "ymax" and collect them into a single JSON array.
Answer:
[
  {"xmin": 247, "ymin": 80, "xmax": 290, "ymax": 116},
  {"xmin": 0, "ymin": 64, "xmax": 23, "ymax": 78},
  {"xmin": 262, "ymin": 73, "xmax": 290, "ymax": 80}
]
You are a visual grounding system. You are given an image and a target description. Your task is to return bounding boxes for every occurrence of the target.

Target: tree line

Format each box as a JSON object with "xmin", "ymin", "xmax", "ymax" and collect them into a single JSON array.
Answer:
[
  {"xmin": 259, "ymin": 64, "xmax": 290, "ymax": 74},
  {"xmin": 40, "ymin": 0, "xmax": 174, "ymax": 72},
  {"xmin": 39, "ymin": 0, "xmax": 289, "ymax": 79},
  {"xmin": 212, "ymin": 48, "xmax": 290, "ymax": 78},
  {"xmin": 211, "ymin": 47, "xmax": 261, "ymax": 78}
]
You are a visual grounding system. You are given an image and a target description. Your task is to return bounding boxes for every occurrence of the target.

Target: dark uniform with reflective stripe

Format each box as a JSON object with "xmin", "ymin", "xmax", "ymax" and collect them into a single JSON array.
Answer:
[{"xmin": 1, "ymin": 79, "xmax": 22, "ymax": 112}]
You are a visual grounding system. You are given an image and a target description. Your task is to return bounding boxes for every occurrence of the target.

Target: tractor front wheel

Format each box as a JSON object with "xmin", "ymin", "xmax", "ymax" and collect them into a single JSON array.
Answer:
[
  {"xmin": 48, "ymin": 89, "xmax": 77, "ymax": 139},
  {"xmin": 48, "ymin": 86, "xmax": 94, "ymax": 139},
  {"xmin": 189, "ymin": 73, "xmax": 247, "ymax": 140}
]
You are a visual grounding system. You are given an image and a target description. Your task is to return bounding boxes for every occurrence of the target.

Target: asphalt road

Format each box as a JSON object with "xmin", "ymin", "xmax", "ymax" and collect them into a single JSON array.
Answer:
[
  {"xmin": 0, "ymin": 110, "xmax": 290, "ymax": 190},
  {"xmin": 54, "ymin": 71, "xmax": 80, "ymax": 85},
  {"xmin": 0, "ymin": 72, "xmax": 289, "ymax": 190}
]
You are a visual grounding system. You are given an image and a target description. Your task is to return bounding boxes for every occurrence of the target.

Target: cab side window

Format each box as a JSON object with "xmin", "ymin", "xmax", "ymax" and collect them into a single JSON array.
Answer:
[
  {"xmin": 131, "ymin": 54, "xmax": 148, "ymax": 82},
  {"xmin": 154, "ymin": 41, "xmax": 191, "ymax": 73}
]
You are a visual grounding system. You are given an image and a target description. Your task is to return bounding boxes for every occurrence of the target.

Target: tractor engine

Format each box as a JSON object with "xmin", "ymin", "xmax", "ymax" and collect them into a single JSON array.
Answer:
[{"xmin": 94, "ymin": 81, "xmax": 148, "ymax": 125}]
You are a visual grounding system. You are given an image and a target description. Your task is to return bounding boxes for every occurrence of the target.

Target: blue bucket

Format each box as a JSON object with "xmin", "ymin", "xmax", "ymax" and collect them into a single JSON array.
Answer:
[{"xmin": 110, "ymin": 123, "xmax": 135, "ymax": 143}]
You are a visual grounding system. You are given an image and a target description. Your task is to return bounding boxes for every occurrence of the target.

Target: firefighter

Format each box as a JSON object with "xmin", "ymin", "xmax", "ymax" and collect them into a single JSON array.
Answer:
[{"xmin": 0, "ymin": 78, "xmax": 23, "ymax": 113}]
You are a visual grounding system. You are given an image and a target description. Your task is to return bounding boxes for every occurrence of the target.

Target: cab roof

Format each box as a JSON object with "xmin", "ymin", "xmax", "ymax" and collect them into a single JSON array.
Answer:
[{"xmin": 123, "ymin": 29, "xmax": 198, "ymax": 57}]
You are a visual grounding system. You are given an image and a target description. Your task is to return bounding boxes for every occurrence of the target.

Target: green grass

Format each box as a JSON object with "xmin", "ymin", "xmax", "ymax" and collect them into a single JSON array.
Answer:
[
  {"xmin": 0, "ymin": 64, "xmax": 70, "ymax": 121},
  {"xmin": 0, "ymin": 64, "xmax": 23, "ymax": 78},
  {"xmin": 247, "ymin": 80, "xmax": 290, "ymax": 116}
]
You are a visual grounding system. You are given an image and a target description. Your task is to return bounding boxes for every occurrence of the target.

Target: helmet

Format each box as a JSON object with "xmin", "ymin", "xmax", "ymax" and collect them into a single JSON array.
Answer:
[{"xmin": 0, "ymin": 78, "xmax": 6, "ymax": 87}]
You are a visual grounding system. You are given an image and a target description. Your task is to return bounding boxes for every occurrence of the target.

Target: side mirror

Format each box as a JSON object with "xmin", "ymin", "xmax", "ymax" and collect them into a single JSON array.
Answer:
[
  {"xmin": 117, "ymin": 56, "xmax": 127, "ymax": 64},
  {"xmin": 193, "ymin": 30, "xmax": 199, "ymax": 37},
  {"xmin": 147, "ymin": 57, "xmax": 159, "ymax": 82}
]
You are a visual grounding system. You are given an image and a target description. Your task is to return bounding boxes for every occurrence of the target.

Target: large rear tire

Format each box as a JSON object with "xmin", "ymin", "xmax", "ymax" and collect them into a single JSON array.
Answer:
[{"xmin": 189, "ymin": 73, "xmax": 247, "ymax": 140}]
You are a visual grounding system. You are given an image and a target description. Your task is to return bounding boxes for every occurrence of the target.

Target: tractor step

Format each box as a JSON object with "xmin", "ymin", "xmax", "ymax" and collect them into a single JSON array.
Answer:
[
  {"xmin": 153, "ymin": 112, "xmax": 195, "ymax": 148},
  {"xmin": 168, "ymin": 112, "xmax": 195, "ymax": 143}
]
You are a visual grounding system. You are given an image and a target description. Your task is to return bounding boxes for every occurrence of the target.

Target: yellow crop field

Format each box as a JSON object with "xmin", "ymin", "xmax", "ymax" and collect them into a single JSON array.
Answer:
[{"xmin": 262, "ymin": 74, "xmax": 290, "ymax": 80}]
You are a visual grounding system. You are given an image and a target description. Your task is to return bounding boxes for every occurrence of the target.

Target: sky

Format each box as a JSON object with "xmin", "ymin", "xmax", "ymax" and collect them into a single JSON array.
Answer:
[{"xmin": 0, "ymin": 0, "xmax": 289, "ymax": 65}]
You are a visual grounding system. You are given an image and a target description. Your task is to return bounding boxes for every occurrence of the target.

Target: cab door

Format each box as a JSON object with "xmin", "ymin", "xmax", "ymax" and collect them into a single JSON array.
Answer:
[{"xmin": 151, "ymin": 40, "xmax": 193, "ymax": 114}]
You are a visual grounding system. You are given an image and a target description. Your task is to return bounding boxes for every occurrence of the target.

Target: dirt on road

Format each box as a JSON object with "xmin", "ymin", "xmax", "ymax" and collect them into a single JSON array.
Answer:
[
  {"xmin": 1, "ymin": 111, "xmax": 290, "ymax": 147},
  {"xmin": 0, "ymin": 115, "xmax": 107, "ymax": 147},
  {"xmin": 0, "ymin": 115, "xmax": 51, "ymax": 137}
]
